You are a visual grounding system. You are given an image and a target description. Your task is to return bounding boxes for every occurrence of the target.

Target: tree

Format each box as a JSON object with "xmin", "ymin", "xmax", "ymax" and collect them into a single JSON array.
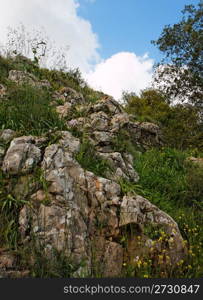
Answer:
[
  {"xmin": 123, "ymin": 89, "xmax": 170, "ymax": 123},
  {"xmin": 152, "ymin": 2, "xmax": 203, "ymax": 108},
  {"xmin": 123, "ymin": 89, "xmax": 203, "ymax": 150}
]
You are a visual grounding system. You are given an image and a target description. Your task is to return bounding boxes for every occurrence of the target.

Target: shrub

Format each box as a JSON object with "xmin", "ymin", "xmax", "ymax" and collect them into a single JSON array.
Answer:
[{"xmin": 124, "ymin": 89, "xmax": 202, "ymax": 151}]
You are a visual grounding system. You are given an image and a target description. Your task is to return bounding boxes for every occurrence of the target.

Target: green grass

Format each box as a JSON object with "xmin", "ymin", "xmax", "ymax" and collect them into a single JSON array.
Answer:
[
  {"xmin": 120, "ymin": 147, "xmax": 203, "ymax": 278},
  {"xmin": 20, "ymin": 244, "xmax": 81, "ymax": 278},
  {"xmin": 0, "ymin": 83, "xmax": 67, "ymax": 135},
  {"xmin": 0, "ymin": 171, "xmax": 27, "ymax": 249},
  {"xmin": 134, "ymin": 148, "xmax": 203, "ymax": 211}
]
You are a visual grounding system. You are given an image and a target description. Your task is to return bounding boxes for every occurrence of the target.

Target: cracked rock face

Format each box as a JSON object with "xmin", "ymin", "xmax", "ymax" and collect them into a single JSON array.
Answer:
[
  {"xmin": 98, "ymin": 152, "xmax": 139, "ymax": 182},
  {"xmin": 16, "ymin": 133, "xmax": 185, "ymax": 277},
  {"xmin": 2, "ymin": 136, "xmax": 44, "ymax": 175},
  {"xmin": 0, "ymin": 85, "xmax": 185, "ymax": 277},
  {"xmin": 8, "ymin": 70, "xmax": 51, "ymax": 88},
  {"xmin": 0, "ymin": 129, "xmax": 16, "ymax": 144}
]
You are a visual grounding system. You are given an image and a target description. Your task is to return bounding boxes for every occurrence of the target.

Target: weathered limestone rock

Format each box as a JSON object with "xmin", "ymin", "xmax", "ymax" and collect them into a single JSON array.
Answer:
[
  {"xmin": 0, "ymin": 270, "xmax": 30, "ymax": 278},
  {"xmin": 0, "ymin": 251, "xmax": 16, "ymax": 269},
  {"xmin": 0, "ymin": 249, "xmax": 29, "ymax": 278},
  {"xmin": 120, "ymin": 195, "xmax": 186, "ymax": 265},
  {"xmin": 66, "ymin": 99, "xmax": 162, "ymax": 154},
  {"xmin": 67, "ymin": 117, "xmax": 86, "ymax": 130},
  {"xmin": 110, "ymin": 112, "xmax": 132, "ymax": 131},
  {"xmin": 2, "ymin": 136, "xmax": 43, "ymax": 175},
  {"xmin": 187, "ymin": 157, "xmax": 203, "ymax": 168},
  {"xmin": 56, "ymin": 102, "xmax": 72, "ymax": 118},
  {"xmin": 16, "ymin": 133, "xmax": 186, "ymax": 277},
  {"xmin": 52, "ymin": 87, "xmax": 85, "ymax": 119},
  {"xmin": 58, "ymin": 131, "xmax": 80, "ymax": 153},
  {"xmin": 91, "ymin": 131, "xmax": 113, "ymax": 146},
  {"xmin": 53, "ymin": 87, "xmax": 84, "ymax": 106},
  {"xmin": 110, "ymin": 114, "xmax": 161, "ymax": 149},
  {"xmin": 98, "ymin": 152, "xmax": 139, "ymax": 182},
  {"xmin": 88, "ymin": 96, "xmax": 123, "ymax": 115},
  {"xmin": 0, "ymin": 129, "xmax": 16, "ymax": 144},
  {"xmin": 92, "ymin": 236, "xmax": 123, "ymax": 277},
  {"xmin": 102, "ymin": 241, "xmax": 123, "ymax": 277},
  {"xmin": 120, "ymin": 195, "xmax": 180, "ymax": 231},
  {"xmin": 89, "ymin": 111, "xmax": 110, "ymax": 131},
  {"xmin": 0, "ymin": 84, "xmax": 6, "ymax": 98},
  {"xmin": 8, "ymin": 70, "xmax": 51, "ymax": 88},
  {"xmin": 0, "ymin": 88, "xmax": 185, "ymax": 277},
  {"xmin": 19, "ymin": 141, "xmax": 91, "ymax": 272}
]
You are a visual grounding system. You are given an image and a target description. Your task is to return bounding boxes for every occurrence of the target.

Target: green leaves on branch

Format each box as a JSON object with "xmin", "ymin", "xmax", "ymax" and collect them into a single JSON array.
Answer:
[{"xmin": 152, "ymin": 3, "xmax": 203, "ymax": 106}]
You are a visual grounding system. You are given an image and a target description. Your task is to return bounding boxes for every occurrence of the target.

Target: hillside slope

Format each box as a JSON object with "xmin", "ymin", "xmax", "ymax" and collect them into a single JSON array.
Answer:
[{"xmin": 0, "ymin": 55, "xmax": 202, "ymax": 278}]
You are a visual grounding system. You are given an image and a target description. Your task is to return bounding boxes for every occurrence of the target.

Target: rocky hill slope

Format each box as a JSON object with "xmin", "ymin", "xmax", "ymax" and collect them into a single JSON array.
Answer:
[{"xmin": 0, "ymin": 58, "xmax": 187, "ymax": 277}]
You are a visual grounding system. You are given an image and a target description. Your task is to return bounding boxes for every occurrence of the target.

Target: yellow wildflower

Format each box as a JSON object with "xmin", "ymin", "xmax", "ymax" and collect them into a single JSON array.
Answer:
[{"xmin": 137, "ymin": 260, "xmax": 142, "ymax": 268}]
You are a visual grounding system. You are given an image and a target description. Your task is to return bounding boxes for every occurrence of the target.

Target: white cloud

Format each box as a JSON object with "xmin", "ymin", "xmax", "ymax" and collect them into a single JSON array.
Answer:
[
  {"xmin": 85, "ymin": 52, "xmax": 154, "ymax": 100},
  {"xmin": 0, "ymin": 0, "xmax": 100, "ymax": 72},
  {"xmin": 0, "ymin": 0, "xmax": 154, "ymax": 99}
]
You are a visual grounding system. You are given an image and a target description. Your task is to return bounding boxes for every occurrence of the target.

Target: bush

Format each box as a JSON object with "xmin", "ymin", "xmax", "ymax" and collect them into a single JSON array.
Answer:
[{"xmin": 124, "ymin": 89, "xmax": 202, "ymax": 151}]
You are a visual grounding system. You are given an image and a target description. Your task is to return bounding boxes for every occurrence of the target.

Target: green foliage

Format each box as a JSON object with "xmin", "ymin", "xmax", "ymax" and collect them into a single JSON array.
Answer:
[
  {"xmin": 124, "ymin": 89, "xmax": 202, "ymax": 150},
  {"xmin": 184, "ymin": 166, "xmax": 203, "ymax": 209},
  {"xmin": 163, "ymin": 104, "xmax": 203, "ymax": 150},
  {"xmin": 134, "ymin": 147, "xmax": 203, "ymax": 211},
  {"xmin": 112, "ymin": 128, "xmax": 143, "ymax": 154},
  {"xmin": 0, "ymin": 56, "xmax": 14, "ymax": 82},
  {"xmin": 27, "ymin": 246, "xmax": 81, "ymax": 278},
  {"xmin": 152, "ymin": 3, "xmax": 203, "ymax": 105},
  {"xmin": 120, "ymin": 148, "xmax": 203, "ymax": 278},
  {"xmin": 0, "ymin": 83, "xmax": 67, "ymax": 135},
  {"xmin": 0, "ymin": 171, "xmax": 27, "ymax": 248},
  {"xmin": 75, "ymin": 137, "xmax": 112, "ymax": 177},
  {"xmin": 124, "ymin": 89, "xmax": 170, "ymax": 122}
]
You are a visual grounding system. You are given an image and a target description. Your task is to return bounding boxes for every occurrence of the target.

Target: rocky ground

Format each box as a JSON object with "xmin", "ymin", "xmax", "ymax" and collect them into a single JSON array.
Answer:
[{"xmin": 0, "ymin": 69, "xmax": 187, "ymax": 277}]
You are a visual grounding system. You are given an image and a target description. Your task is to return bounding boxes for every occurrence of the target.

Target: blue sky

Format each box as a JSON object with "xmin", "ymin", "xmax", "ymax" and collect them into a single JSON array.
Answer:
[
  {"xmin": 0, "ymin": 0, "xmax": 200, "ymax": 99},
  {"xmin": 78, "ymin": 0, "xmax": 200, "ymax": 62}
]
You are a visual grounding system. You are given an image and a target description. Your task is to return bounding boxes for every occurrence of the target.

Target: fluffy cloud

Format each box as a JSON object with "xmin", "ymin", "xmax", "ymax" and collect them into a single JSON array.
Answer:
[
  {"xmin": 85, "ymin": 52, "xmax": 154, "ymax": 100},
  {"xmin": 0, "ymin": 0, "xmax": 100, "ymax": 72},
  {"xmin": 0, "ymin": 0, "xmax": 154, "ymax": 98}
]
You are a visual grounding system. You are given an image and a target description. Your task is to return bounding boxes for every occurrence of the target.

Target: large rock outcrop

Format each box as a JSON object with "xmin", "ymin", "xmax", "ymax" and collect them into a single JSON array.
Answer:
[{"xmin": 0, "ymin": 74, "xmax": 186, "ymax": 277}]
